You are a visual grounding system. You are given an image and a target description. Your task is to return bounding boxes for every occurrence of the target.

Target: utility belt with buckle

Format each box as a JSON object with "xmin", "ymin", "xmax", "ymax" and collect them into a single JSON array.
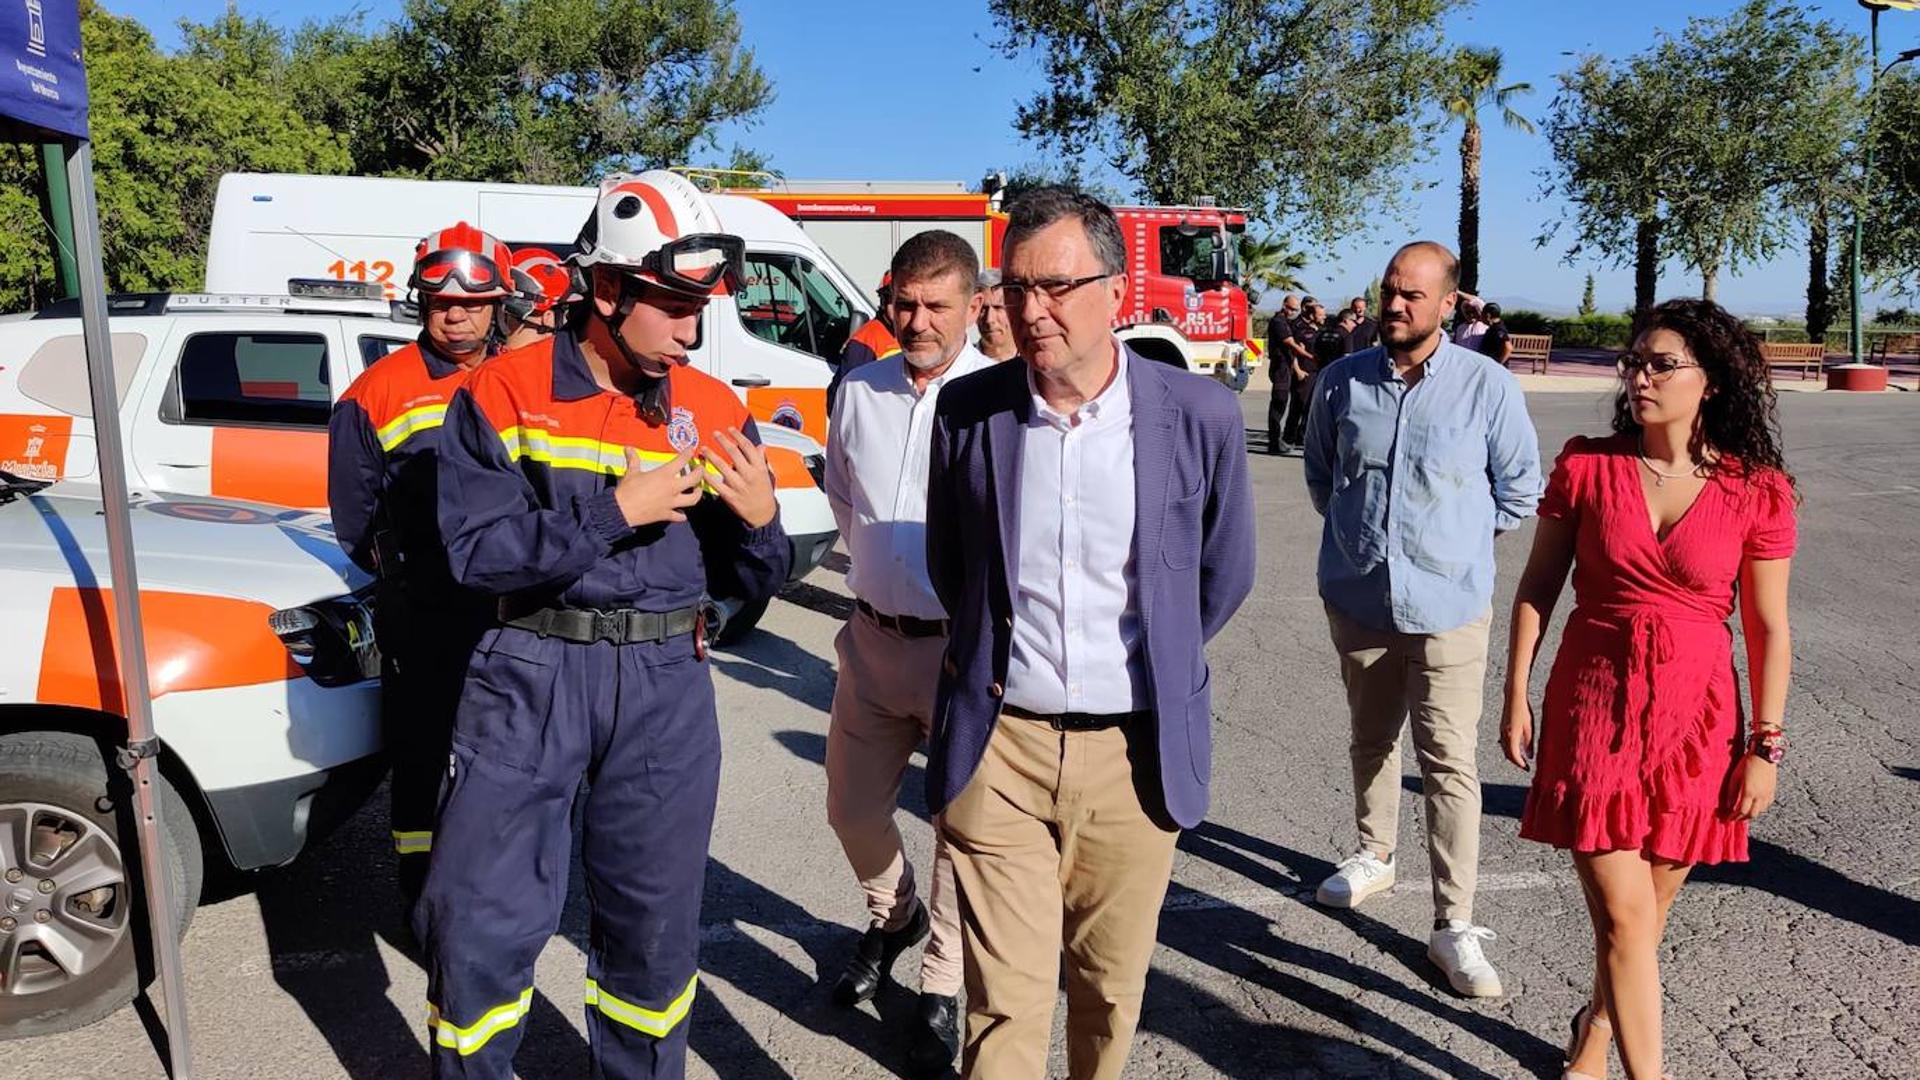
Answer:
[
  {"xmin": 855, "ymin": 599, "xmax": 950, "ymax": 639},
  {"xmin": 498, "ymin": 598, "xmax": 706, "ymax": 649},
  {"xmin": 1001, "ymin": 704, "xmax": 1151, "ymax": 732}
]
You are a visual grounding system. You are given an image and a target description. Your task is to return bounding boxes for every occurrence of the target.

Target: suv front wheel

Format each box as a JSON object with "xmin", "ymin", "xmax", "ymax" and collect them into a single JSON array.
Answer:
[{"xmin": 0, "ymin": 730, "xmax": 200, "ymax": 1040}]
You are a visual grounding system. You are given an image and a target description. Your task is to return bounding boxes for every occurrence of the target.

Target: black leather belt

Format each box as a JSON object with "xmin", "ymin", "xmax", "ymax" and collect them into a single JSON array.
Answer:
[
  {"xmin": 1002, "ymin": 704, "xmax": 1149, "ymax": 732},
  {"xmin": 856, "ymin": 598, "xmax": 949, "ymax": 639},
  {"xmin": 499, "ymin": 599, "xmax": 702, "ymax": 645}
]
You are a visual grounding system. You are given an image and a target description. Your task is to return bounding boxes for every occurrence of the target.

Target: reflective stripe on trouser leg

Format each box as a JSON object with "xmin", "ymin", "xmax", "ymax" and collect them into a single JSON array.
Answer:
[
  {"xmin": 417, "ymin": 627, "xmax": 588, "ymax": 1080},
  {"xmin": 428, "ymin": 988, "xmax": 533, "ymax": 1056},
  {"xmin": 580, "ymin": 639, "xmax": 722, "ymax": 1080},
  {"xmin": 385, "ymin": 624, "xmax": 474, "ymax": 905}
]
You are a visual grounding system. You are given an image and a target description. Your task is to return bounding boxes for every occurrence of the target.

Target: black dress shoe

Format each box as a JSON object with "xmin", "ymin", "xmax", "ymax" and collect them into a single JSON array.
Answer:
[
  {"xmin": 831, "ymin": 899, "xmax": 930, "ymax": 1006},
  {"xmin": 906, "ymin": 991, "xmax": 960, "ymax": 1077}
]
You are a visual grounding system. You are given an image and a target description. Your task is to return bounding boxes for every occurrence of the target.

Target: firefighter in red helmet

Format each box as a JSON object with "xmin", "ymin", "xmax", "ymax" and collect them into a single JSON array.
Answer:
[{"xmin": 328, "ymin": 222, "xmax": 514, "ymax": 912}]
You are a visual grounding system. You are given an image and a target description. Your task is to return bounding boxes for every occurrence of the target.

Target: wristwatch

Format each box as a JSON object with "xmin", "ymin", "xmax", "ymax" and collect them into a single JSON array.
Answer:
[{"xmin": 1749, "ymin": 729, "xmax": 1787, "ymax": 765}]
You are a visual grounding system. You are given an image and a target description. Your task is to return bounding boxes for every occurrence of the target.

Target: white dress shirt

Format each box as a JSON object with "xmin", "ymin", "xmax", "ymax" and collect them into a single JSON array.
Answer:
[
  {"xmin": 826, "ymin": 344, "xmax": 993, "ymax": 620},
  {"xmin": 1005, "ymin": 343, "xmax": 1146, "ymax": 715}
]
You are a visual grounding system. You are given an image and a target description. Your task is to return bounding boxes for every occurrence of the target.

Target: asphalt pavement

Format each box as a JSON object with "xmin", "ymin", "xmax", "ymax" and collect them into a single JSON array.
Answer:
[{"xmin": 6, "ymin": 383, "xmax": 1917, "ymax": 1080}]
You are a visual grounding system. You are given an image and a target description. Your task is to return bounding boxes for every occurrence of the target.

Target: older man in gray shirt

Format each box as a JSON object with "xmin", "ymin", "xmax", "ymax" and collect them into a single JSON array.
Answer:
[{"xmin": 1302, "ymin": 240, "xmax": 1543, "ymax": 998}]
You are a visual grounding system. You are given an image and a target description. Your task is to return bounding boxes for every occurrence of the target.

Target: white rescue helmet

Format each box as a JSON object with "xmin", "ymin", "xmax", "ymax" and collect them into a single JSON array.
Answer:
[{"xmin": 570, "ymin": 170, "xmax": 744, "ymax": 298}]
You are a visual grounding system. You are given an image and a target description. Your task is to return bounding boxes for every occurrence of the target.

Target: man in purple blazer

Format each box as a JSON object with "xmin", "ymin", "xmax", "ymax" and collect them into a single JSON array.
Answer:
[{"xmin": 925, "ymin": 187, "xmax": 1256, "ymax": 1079}]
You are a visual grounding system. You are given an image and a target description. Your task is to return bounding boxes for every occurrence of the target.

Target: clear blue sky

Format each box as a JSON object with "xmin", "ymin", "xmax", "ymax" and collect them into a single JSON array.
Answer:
[{"xmin": 117, "ymin": 0, "xmax": 1916, "ymax": 315}]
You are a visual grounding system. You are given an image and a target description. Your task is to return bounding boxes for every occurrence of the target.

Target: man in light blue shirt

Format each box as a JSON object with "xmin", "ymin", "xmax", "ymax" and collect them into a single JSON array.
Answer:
[{"xmin": 1302, "ymin": 240, "xmax": 1543, "ymax": 999}]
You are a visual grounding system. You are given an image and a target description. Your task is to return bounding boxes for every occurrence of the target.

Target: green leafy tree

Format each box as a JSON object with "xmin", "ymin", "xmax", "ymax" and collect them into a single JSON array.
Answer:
[
  {"xmin": 1236, "ymin": 234, "xmax": 1307, "ymax": 298},
  {"xmin": 1579, "ymin": 272, "xmax": 1597, "ymax": 317},
  {"xmin": 333, "ymin": 0, "xmax": 772, "ymax": 184},
  {"xmin": 987, "ymin": 0, "xmax": 1464, "ymax": 252},
  {"xmin": 0, "ymin": 4, "xmax": 351, "ymax": 308},
  {"xmin": 1862, "ymin": 67, "xmax": 1920, "ymax": 299},
  {"xmin": 1537, "ymin": 54, "xmax": 1679, "ymax": 314},
  {"xmin": 1439, "ymin": 46, "xmax": 1533, "ymax": 296},
  {"xmin": 1541, "ymin": 2, "xmax": 1862, "ymax": 309}
]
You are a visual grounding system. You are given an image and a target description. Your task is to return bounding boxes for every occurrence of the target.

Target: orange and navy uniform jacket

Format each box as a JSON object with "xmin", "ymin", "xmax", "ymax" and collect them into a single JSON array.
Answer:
[
  {"xmin": 329, "ymin": 339, "xmax": 492, "ymax": 621},
  {"xmin": 436, "ymin": 330, "xmax": 790, "ymax": 611},
  {"xmin": 827, "ymin": 315, "xmax": 900, "ymax": 414}
]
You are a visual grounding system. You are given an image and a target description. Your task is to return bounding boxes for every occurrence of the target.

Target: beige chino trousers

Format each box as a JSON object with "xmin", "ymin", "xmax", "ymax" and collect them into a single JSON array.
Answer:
[
  {"xmin": 1326, "ymin": 604, "xmax": 1492, "ymax": 924},
  {"xmin": 824, "ymin": 606, "xmax": 962, "ymax": 995},
  {"xmin": 942, "ymin": 712, "xmax": 1180, "ymax": 1080}
]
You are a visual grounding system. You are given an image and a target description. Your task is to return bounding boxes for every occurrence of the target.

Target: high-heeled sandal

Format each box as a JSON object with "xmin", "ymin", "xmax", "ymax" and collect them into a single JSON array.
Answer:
[{"xmin": 1561, "ymin": 1003, "xmax": 1612, "ymax": 1080}]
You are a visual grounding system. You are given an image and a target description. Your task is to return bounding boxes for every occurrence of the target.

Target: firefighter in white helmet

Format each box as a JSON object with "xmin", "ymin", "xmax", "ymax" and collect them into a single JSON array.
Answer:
[{"xmin": 416, "ymin": 172, "xmax": 788, "ymax": 1079}]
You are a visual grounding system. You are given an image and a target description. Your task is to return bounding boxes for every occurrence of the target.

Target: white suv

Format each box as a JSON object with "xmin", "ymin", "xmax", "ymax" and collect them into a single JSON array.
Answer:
[
  {"xmin": 0, "ymin": 287, "xmax": 838, "ymax": 640},
  {"xmin": 0, "ymin": 473, "xmax": 381, "ymax": 1038}
]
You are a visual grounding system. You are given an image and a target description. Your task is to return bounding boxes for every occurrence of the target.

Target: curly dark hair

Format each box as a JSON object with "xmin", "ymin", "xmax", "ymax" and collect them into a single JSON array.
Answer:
[{"xmin": 1612, "ymin": 298, "xmax": 1793, "ymax": 485}]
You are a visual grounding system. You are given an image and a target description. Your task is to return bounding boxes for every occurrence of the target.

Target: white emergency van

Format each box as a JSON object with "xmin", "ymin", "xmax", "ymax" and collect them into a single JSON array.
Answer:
[{"xmin": 205, "ymin": 171, "xmax": 875, "ymax": 449}]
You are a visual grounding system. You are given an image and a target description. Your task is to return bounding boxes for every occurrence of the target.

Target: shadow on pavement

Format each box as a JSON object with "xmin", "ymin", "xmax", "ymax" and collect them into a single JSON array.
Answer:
[
  {"xmin": 776, "ymin": 580, "xmax": 857, "ymax": 622},
  {"xmin": 712, "ymin": 630, "xmax": 837, "ymax": 713},
  {"xmin": 693, "ymin": 859, "xmax": 929, "ymax": 1079},
  {"xmin": 1140, "ymin": 965, "xmax": 1419, "ymax": 1080},
  {"xmin": 1889, "ymin": 765, "xmax": 1920, "ymax": 782},
  {"xmin": 1475, "ymin": 780, "xmax": 1920, "ymax": 949},
  {"xmin": 1170, "ymin": 822, "xmax": 1562, "ymax": 1078},
  {"xmin": 250, "ymin": 786, "xmax": 591, "ymax": 1080}
]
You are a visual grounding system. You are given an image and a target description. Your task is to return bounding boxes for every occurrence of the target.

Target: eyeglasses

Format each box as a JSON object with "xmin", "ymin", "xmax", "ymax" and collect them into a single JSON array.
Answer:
[
  {"xmin": 1616, "ymin": 354, "xmax": 1704, "ymax": 382},
  {"xmin": 1000, "ymin": 272, "xmax": 1113, "ymax": 308}
]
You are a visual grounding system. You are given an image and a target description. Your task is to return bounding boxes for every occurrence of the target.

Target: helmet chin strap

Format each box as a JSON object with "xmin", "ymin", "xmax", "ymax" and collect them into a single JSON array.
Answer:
[{"xmin": 608, "ymin": 274, "xmax": 673, "ymax": 423}]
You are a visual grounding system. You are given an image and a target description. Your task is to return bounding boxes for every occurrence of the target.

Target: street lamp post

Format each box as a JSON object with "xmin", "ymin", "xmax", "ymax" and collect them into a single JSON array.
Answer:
[{"xmin": 1851, "ymin": 1, "xmax": 1919, "ymax": 364}]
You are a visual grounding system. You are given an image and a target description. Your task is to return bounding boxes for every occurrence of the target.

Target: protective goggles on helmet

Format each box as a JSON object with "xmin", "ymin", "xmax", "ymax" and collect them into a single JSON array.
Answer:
[
  {"xmin": 640, "ymin": 233, "xmax": 746, "ymax": 296},
  {"xmin": 411, "ymin": 247, "xmax": 508, "ymax": 297}
]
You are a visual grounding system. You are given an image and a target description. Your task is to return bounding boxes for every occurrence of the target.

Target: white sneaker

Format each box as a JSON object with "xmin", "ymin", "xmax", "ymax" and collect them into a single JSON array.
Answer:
[
  {"xmin": 1314, "ymin": 850, "xmax": 1395, "ymax": 908},
  {"xmin": 1428, "ymin": 920, "xmax": 1504, "ymax": 997}
]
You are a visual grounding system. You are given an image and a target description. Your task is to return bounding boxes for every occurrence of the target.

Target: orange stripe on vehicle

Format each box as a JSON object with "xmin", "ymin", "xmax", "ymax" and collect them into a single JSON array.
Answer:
[
  {"xmin": 36, "ymin": 588, "xmax": 303, "ymax": 712},
  {"xmin": 0, "ymin": 413, "xmax": 74, "ymax": 481},
  {"xmin": 762, "ymin": 445, "xmax": 815, "ymax": 490},
  {"xmin": 745, "ymin": 387, "xmax": 827, "ymax": 445},
  {"xmin": 210, "ymin": 427, "xmax": 329, "ymax": 509}
]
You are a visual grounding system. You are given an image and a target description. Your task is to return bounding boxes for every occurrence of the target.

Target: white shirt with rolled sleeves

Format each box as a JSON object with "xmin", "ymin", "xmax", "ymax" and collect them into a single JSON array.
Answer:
[
  {"xmin": 825, "ymin": 344, "xmax": 993, "ymax": 621},
  {"xmin": 1005, "ymin": 343, "xmax": 1148, "ymax": 716}
]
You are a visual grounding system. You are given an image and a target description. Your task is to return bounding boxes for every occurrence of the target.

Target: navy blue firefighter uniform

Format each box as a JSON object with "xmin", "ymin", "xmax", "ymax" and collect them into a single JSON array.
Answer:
[
  {"xmin": 329, "ymin": 338, "xmax": 496, "ymax": 902},
  {"xmin": 418, "ymin": 329, "xmax": 789, "ymax": 1078}
]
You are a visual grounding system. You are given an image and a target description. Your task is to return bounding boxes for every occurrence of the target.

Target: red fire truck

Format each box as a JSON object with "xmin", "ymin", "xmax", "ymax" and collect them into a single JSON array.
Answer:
[{"xmin": 682, "ymin": 172, "xmax": 1260, "ymax": 390}]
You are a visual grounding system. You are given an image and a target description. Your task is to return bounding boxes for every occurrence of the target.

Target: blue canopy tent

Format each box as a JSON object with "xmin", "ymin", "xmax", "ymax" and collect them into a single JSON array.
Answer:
[{"xmin": 1, "ymin": 3, "xmax": 195, "ymax": 1074}]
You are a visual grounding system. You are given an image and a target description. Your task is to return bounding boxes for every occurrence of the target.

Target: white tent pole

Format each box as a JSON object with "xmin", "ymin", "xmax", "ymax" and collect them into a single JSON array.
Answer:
[{"xmin": 64, "ymin": 136, "xmax": 196, "ymax": 1080}]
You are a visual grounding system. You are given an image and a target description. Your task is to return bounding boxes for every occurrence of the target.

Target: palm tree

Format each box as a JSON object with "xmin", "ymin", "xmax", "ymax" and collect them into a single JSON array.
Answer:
[
  {"xmin": 1237, "ymin": 233, "xmax": 1307, "ymax": 300},
  {"xmin": 1441, "ymin": 46, "xmax": 1535, "ymax": 296}
]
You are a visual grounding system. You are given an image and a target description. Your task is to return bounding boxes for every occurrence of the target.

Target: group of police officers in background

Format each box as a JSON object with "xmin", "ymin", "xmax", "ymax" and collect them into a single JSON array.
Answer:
[{"xmin": 1264, "ymin": 289, "xmax": 1516, "ymax": 456}]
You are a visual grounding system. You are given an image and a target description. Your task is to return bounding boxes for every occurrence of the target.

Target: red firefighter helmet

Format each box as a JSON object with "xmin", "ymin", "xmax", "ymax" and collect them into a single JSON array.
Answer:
[
  {"xmin": 504, "ymin": 247, "xmax": 578, "ymax": 321},
  {"xmin": 409, "ymin": 222, "xmax": 513, "ymax": 300}
]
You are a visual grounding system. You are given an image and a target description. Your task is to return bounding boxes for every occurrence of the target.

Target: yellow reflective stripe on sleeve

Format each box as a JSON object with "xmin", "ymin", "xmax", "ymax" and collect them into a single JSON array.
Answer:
[
  {"xmin": 376, "ymin": 404, "xmax": 449, "ymax": 452},
  {"xmin": 496, "ymin": 426, "xmax": 723, "ymax": 489},
  {"xmin": 584, "ymin": 974, "xmax": 697, "ymax": 1039},
  {"xmin": 427, "ymin": 988, "xmax": 534, "ymax": 1056},
  {"xmin": 391, "ymin": 830, "xmax": 432, "ymax": 855}
]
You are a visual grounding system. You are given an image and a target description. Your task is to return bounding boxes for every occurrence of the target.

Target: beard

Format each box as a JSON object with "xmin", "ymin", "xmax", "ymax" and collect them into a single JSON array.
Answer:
[{"xmin": 903, "ymin": 341, "xmax": 957, "ymax": 371}]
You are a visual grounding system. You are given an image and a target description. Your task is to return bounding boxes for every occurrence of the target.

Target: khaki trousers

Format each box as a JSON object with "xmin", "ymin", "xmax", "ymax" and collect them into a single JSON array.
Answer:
[
  {"xmin": 1326, "ymin": 604, "xmax": 1492, "ymax": 924},
  {"xmin": 825, "ymin": 607, "xmax": 962, "ymax": 995},
  {"xmin": 942, "ymin": 713, "xmax": 1179, "ymax": 1080}
]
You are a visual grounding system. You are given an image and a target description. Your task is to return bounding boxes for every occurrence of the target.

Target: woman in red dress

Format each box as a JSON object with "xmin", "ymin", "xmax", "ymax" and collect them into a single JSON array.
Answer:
[{"xmin": 1501, "ymin": 299, "xmax": 1796, "ymax": 1080}]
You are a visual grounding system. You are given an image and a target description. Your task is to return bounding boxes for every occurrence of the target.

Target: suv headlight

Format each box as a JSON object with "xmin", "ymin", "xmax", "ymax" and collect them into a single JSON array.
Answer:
[{"xmin": 269, "ymin": 593, "xmax": 380, "ymax": 686}]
